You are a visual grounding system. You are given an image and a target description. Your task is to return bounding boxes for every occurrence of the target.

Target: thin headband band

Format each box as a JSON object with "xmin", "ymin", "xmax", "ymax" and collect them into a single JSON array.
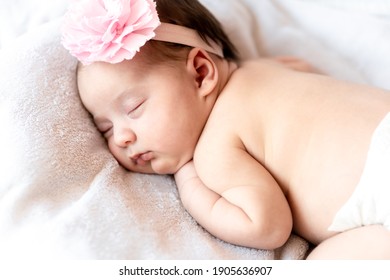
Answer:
[{"xmin": 153, "ymin": 23, "xmax": 224, "ymax": 57}]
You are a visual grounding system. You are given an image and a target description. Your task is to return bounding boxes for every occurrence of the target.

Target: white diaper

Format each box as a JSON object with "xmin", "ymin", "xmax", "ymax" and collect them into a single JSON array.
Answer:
[{"xmin": 328, "ymin": 112, "xmax": 390, "ymax": 232}]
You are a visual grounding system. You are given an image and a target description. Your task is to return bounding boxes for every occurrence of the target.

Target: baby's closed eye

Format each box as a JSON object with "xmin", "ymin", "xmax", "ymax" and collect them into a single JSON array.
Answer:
[
  {"xmin": 95, "ymin": 122, "xmax": 113, "ymax": 137},
  {"xmin": 127, "ymin": 100, "xmax": 145, "ymax": 119}
]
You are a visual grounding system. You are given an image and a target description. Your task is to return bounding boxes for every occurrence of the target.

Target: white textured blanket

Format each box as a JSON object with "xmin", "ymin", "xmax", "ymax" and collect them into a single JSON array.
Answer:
[{"xmin": 1, "ymin": 0, "xmax": 389, "ymax": 259}]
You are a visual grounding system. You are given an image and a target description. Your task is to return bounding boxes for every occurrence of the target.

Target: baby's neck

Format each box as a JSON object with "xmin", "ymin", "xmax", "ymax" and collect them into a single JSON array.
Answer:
[{"xmin": 216, "ymin": 59, "xmax": 238, "ymax": 95}]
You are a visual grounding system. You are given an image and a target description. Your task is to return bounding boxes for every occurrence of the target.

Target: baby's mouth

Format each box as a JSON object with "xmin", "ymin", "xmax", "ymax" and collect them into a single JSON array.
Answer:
[{"xmin": 131, "ymin": 152, "xmax": 153, "ymax": 166}]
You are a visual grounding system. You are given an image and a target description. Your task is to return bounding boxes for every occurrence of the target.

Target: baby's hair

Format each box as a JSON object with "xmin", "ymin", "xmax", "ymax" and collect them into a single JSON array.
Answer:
[{"xmin": 145, "ymin": 0, "xmax": 239, "ymax": 63}]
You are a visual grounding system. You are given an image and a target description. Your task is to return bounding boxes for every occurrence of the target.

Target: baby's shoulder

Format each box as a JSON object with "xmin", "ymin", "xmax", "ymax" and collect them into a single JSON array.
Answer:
[
  {"xmin": 195, "ymin": 64, "xmax": 268, "ymax": 160},
  {"xmin": 198, "ymin": 60, "xmax": 281, "ymax": 141}
]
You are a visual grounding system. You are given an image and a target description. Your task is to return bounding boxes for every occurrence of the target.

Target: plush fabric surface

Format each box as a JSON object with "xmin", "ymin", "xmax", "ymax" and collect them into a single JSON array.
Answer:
[{"xmin": 1, "ymin": 0, "xmax": 389, "ymax": 259}]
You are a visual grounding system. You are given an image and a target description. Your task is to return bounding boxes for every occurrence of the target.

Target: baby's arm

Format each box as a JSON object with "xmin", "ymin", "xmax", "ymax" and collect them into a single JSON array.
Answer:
[{"xmin": 175, "ymin": 147, "xmax": 292, "ymax": 250}]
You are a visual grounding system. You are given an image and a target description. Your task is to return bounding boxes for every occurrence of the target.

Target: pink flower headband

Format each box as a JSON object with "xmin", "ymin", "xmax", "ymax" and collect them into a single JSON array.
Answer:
[{"xmin": 61, "ymin": 0, "xmax": 224, "ymax": 65}]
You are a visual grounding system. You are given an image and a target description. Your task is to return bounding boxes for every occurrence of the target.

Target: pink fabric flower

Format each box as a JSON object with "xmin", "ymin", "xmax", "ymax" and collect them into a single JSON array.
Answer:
[{"xmin": 61, "ymin": 0, "xmax": 160, "ymax": 65}]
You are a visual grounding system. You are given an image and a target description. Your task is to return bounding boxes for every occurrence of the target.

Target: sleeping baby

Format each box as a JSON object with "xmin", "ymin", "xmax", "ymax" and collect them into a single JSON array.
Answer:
[{"xmin": 62, "ymin": 0, "xmax": 390, "ymax": 259}]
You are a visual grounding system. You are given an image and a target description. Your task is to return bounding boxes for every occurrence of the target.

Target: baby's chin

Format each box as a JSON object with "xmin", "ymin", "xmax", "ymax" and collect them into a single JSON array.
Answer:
[
  {"xmin": 121, "ymin": 157, "xmax": 185, "ymax": 175},
  {"xmin": 148, "ymin": 159, "xmax": 185, "ymax": 175}
]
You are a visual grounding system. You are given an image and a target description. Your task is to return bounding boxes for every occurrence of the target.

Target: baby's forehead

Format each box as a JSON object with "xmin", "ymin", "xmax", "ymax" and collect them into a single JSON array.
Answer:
[
  {"xmin": 77, "ymin": 60, "xmax": 134, "ymax": 81},
  {"xmin": 78, "ymin": 61, "xmax": 123, "ymax": 73}
]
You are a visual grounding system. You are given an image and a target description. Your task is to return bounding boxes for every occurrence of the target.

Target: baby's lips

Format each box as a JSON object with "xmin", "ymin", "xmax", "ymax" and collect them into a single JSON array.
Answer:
[
  {"xmin": 140, "ymin": 151, "xmax": 153, "ymax": 162},
  {"xmin": 131, "ymin": 152, "xmax": 153, "ymax": 166}
]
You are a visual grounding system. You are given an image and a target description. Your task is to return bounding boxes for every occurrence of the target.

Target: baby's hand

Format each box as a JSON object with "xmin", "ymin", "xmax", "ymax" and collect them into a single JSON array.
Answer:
[
  {"xmin": 273, "ymin": 56, "xmax": 321, "ymax": 74},
  {"xmin": 174, "ymin": 160, "xmax": 221, "ymax": 215},
  {"xmin": 174, "ymin": 160, "xmax": 198, "ymax": 193}
]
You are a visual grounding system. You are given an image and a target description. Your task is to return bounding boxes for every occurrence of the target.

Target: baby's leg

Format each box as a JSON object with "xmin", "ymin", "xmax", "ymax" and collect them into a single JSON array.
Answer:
[{"xmin": 307, "ymin": 225, "xmax": 390, "ymax": 259}]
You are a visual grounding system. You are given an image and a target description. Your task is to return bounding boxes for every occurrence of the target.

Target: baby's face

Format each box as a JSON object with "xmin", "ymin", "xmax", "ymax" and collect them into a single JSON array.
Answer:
[{"xmin": 77, "ymin": 58, "xmax": 205, "ymax": 174}]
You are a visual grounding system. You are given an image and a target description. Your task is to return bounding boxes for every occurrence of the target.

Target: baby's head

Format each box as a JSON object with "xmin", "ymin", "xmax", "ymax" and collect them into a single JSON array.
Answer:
[{"xmin": 62, "ymin": 0, "xmax": 238, "ymax": 174}]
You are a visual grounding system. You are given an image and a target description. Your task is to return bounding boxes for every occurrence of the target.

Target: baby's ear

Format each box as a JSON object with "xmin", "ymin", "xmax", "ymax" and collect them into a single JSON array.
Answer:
[{"xmin": 186, "ymin": 48, "xmax": 218, "ymax": 97}]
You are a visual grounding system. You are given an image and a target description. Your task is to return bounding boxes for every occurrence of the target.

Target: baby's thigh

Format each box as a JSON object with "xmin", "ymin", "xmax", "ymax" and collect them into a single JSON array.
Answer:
[{"xmin": 307, "ymin": 225, "xmax": 390, "ymax": 259}]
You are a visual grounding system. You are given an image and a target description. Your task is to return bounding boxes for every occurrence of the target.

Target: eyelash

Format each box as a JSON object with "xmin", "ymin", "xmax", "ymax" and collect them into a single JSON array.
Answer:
[
  {"xmin": 95, "ymin": 100, "xmax": 145, "ymax": 137},
  {"xmin": 127, "ymin": 101, "xmax": 144, "ymax": 118}
]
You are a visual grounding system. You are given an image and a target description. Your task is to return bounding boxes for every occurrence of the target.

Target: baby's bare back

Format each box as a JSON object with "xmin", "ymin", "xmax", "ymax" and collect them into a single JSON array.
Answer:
[{"xmin": 204, "ymin": 59, "xmax": 390, "ymax": 244}]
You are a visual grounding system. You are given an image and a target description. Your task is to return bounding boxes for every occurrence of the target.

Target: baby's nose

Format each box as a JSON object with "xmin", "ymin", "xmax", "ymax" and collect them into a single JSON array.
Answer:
[{"xmin": 114, "ymin": 126, "xmax": 136, "ymax": 147}]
